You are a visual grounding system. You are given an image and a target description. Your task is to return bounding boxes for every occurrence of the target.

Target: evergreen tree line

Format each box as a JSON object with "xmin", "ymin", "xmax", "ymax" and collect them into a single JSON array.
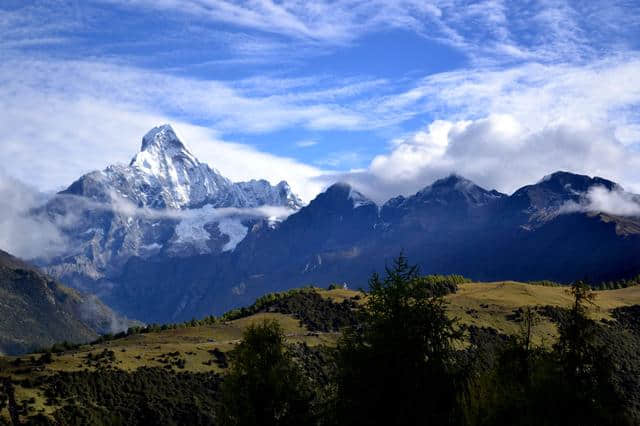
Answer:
[
  {"xmin": 527, "ymin": 274, "xmax": 640, "ymax": 290},
  {"xmin": 216, "ymin": 256, "xmax": 634, "ymax": 426}
]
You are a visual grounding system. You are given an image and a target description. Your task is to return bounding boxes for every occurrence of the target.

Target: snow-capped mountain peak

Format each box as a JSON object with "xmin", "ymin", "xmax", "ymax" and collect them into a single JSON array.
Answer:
[
  {"xmin": 45, "ymin": 124, "xmax": 304, "ymax": 284},
  {"xmin": 140, "ymin": 124, "xmax": 185, "ymax": 151},
  {"xmin": 125, "ymin": 124, "xmax": 225, "ymax": 208},
  {"xmin": 129, "ymin": 124, "xmax": 200, "ymax": 185},
  {"xmin": 62, "ymin": 124, "xmax": 303, "ymax": 211}
]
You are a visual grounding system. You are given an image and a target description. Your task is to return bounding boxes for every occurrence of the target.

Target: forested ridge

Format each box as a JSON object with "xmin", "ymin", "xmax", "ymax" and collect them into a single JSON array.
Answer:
[{"xmin": 2, "ymin": 259, "xmax": 640, "ymax": 425}]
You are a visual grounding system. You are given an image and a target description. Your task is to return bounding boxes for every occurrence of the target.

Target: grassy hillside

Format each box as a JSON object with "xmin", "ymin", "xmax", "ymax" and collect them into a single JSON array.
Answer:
[
  {"xmin": 0, "ymin": 251, "xmax": 98, "ymax": 355},
  {"xmin": 1, "ymin": 281, "xmax": 640, "ymax": 423},
  {"xmin": 0, "ymin": 250, "xmax": 137, "ymax": 356},
  {"xmin": 447, "ymin": 282, "xmax": 640, "ymax": 343}
]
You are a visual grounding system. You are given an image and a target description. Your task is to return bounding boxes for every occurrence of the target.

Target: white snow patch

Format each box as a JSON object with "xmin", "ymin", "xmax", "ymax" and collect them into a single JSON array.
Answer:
[
  {"xmin": 218, "ymin": 218, "xmax": 248, "ymax": 252},
  {"xmin": 173, "ymin": 204, "xmax": 216, "ymax": 251},
  {"xmin": 163, "ymin": 204, "xmax": 296, "ymax": 254}
]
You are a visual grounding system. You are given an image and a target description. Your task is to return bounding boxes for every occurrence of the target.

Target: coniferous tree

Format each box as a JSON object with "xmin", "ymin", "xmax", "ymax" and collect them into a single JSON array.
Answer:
[
  {"xmin": 550, "ymin": 281, "xmax": 629, "ymax": 426},
  {"xmin": 216, "ymin": 320, "xmax": 314, "ymax": 426},
  {"xmin": 469, "ymin": 282, "xmax": 630, "ymax": 426},
  {"xmin": 334, "ymin": 255, "xmax": 465, "ymax": 425}
]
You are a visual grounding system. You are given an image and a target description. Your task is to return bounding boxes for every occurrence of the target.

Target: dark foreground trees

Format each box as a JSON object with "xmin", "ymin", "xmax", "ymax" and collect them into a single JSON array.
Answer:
[
  {"xmin": 468, "ymin": 281, "xmax": 630, "ymax": 426},
  {"xmin": 11, "ymin": 256, "xmax": 630, "ymax": 425},
  {"xmin": 216, "ymin": 320, "xmax": 314, "ymax": 426},
  {"xmin": 216, "ymin": 258, "xmax": 632, "ymax": 426},
  {"xmin": 215, "ymin": 257, "xmax": 468, "ymax": 426},
  {"xmin": 552, "ymin": 282, "xmax": 627, "ymax": 425},
  {"xmin": 333, "ymin": 255, "xmax": 466, "ymax": 425}
]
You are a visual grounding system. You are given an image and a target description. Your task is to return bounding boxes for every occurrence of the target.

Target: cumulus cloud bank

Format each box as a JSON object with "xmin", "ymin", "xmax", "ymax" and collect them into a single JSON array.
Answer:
[{"xmin": 327, "ymin": 114, "xmax": 640, "ymax": 203}]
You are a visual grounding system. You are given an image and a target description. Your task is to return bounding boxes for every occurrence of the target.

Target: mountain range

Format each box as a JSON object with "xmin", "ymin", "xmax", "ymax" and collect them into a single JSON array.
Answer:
[{"xmin": 27, "ymin": 125, "xmax": 640, "ymax": 323}]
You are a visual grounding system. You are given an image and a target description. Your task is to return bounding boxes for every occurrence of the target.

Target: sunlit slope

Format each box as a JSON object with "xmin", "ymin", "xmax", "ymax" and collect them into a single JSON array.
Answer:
[
  {"xmin": 0, "ymin": 311, "xmax": 337, "ymax": 421},
  {"xmin": 2, "ymin": 282, "xmax": 640, "ymax": 422},
  {"xmin": 320, "ymin": 282, "xmax": 640, "ymax": 342},
  {"xmin": 6, "ymin": 282, "xmax": 640, "ymax": 374},
  {"xmin": 443, "ymin": 282, "xmax": 640, "ymax": 342}
]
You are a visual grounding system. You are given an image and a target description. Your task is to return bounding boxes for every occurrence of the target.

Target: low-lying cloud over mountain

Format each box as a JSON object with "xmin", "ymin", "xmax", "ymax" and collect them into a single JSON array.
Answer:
[
  {"xmin": 562, "ymin": 186, "xmax": 640, "ymax": 217},
  {"xmin": 0, "ymin": 173, "xmax": 68, "ymax": 260},
  {"xmin": 0, "ymin": 172, "xmax": 297, "ymax": 262}
]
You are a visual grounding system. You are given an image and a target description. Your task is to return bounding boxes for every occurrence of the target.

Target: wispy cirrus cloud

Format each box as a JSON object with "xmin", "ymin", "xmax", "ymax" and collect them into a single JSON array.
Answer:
[
  {"xmin": 91, "ymin": 0, "xmax": 640, "ymax": 65},
  {"xmin": 368, "ymin": 56, "xmax": 640, "ymax": 133},
  {"xmin": 2, "ymin": 0, "xmax": 640, "ymax": 208},
  {"xmin": 0, "ymin": 57, "xmax": 378, "ymax": 133},
  {"xmin": 295, "ymin": 140, "xmax": 318, "ymax": 148}
]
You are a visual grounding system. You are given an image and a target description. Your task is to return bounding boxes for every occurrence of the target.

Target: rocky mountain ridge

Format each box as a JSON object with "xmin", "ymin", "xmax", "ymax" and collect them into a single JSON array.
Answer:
[
  {"xmin": 103, "ymin": 171, "xmax": 640, "ymax": 322},
  {"xmin": 40, "ymin": 125, "xmax": 303, "ymax": 292},
  {"xmin": 23, "ymin": 125, "xmax": 640, "ymax": 323}
]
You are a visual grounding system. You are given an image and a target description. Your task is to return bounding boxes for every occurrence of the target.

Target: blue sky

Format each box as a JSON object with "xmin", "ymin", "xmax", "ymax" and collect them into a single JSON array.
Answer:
[{"xmin": 2, "ymin": 0, "xmax": 640, "ymax": 202}]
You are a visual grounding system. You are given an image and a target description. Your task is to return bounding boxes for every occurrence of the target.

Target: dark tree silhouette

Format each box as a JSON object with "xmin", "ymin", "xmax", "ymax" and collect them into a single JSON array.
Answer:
[
  {"xmin": 216, "ymin": 320, "xmax": 314, "ymax": 426},
  {"xmin": 334, "ymin": 254, "xmax": 466, "ymax": 425}
]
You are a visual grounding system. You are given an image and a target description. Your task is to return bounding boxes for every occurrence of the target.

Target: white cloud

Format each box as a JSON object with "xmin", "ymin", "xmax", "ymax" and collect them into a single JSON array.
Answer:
[
  {"xmin": 561, "ymin": 186, "xmax": 640, "ymax": 217},
  {"xmin": 0, "ymin": 174, "xmax": 68, "ymax": 260},
  {"xmin": 0, "ymin": 58, "xmax": 372, "ymax": 134},
  {"xmin": 316, "ymin": 55, "xmax": 640, "ymax": 202},
  {"xmin": 329, "ymin": 114, "xmax": 640, "ymax": 203},
  {"xmin": 175, "ymin": 127, "xmax": 327, "ymax": 202},
  {"xmin": 93, "ymin": 0, "xmax": 640, "ymax": 64},
  {"xmin": 56, "ymin": 190, "xmax": 297, "ymax": 223},
  {"xmin": 583, "ymin": 187, "xmax": 640, "ymax": 217},
  {"xmin": 314, "ymin": 151, "xmax": 364, "ymax": 168},
  {"xmin": 3, "ymin": 54, "xmax": 640, "ymax": 204},
  {"xmin": 371, "ymin": 57, "xmax": 640, "ymax": 129},
  {"xmin": 95, "ymin": 0, "xmax": 439, "ymax": 45},
  {"xmin": 0, "ymin": 67, "xmax": 327, "ymax": 201},
  {"xmin": 295, "ymin": 140, "xmax": 318, "ymax": 148},
  {"xmin": 2, "ymin": 1, "xmax": 640, "ymax": 209}
]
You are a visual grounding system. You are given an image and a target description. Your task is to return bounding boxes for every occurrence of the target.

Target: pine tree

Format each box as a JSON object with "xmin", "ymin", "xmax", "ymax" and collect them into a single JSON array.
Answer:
[
  {"xmin": 334, "ymin": 254, "xmax": 465, "ymax": 425},
  {"xmin": 216, "ymin": 320, "xmax": 314, "ymax": 426}
]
